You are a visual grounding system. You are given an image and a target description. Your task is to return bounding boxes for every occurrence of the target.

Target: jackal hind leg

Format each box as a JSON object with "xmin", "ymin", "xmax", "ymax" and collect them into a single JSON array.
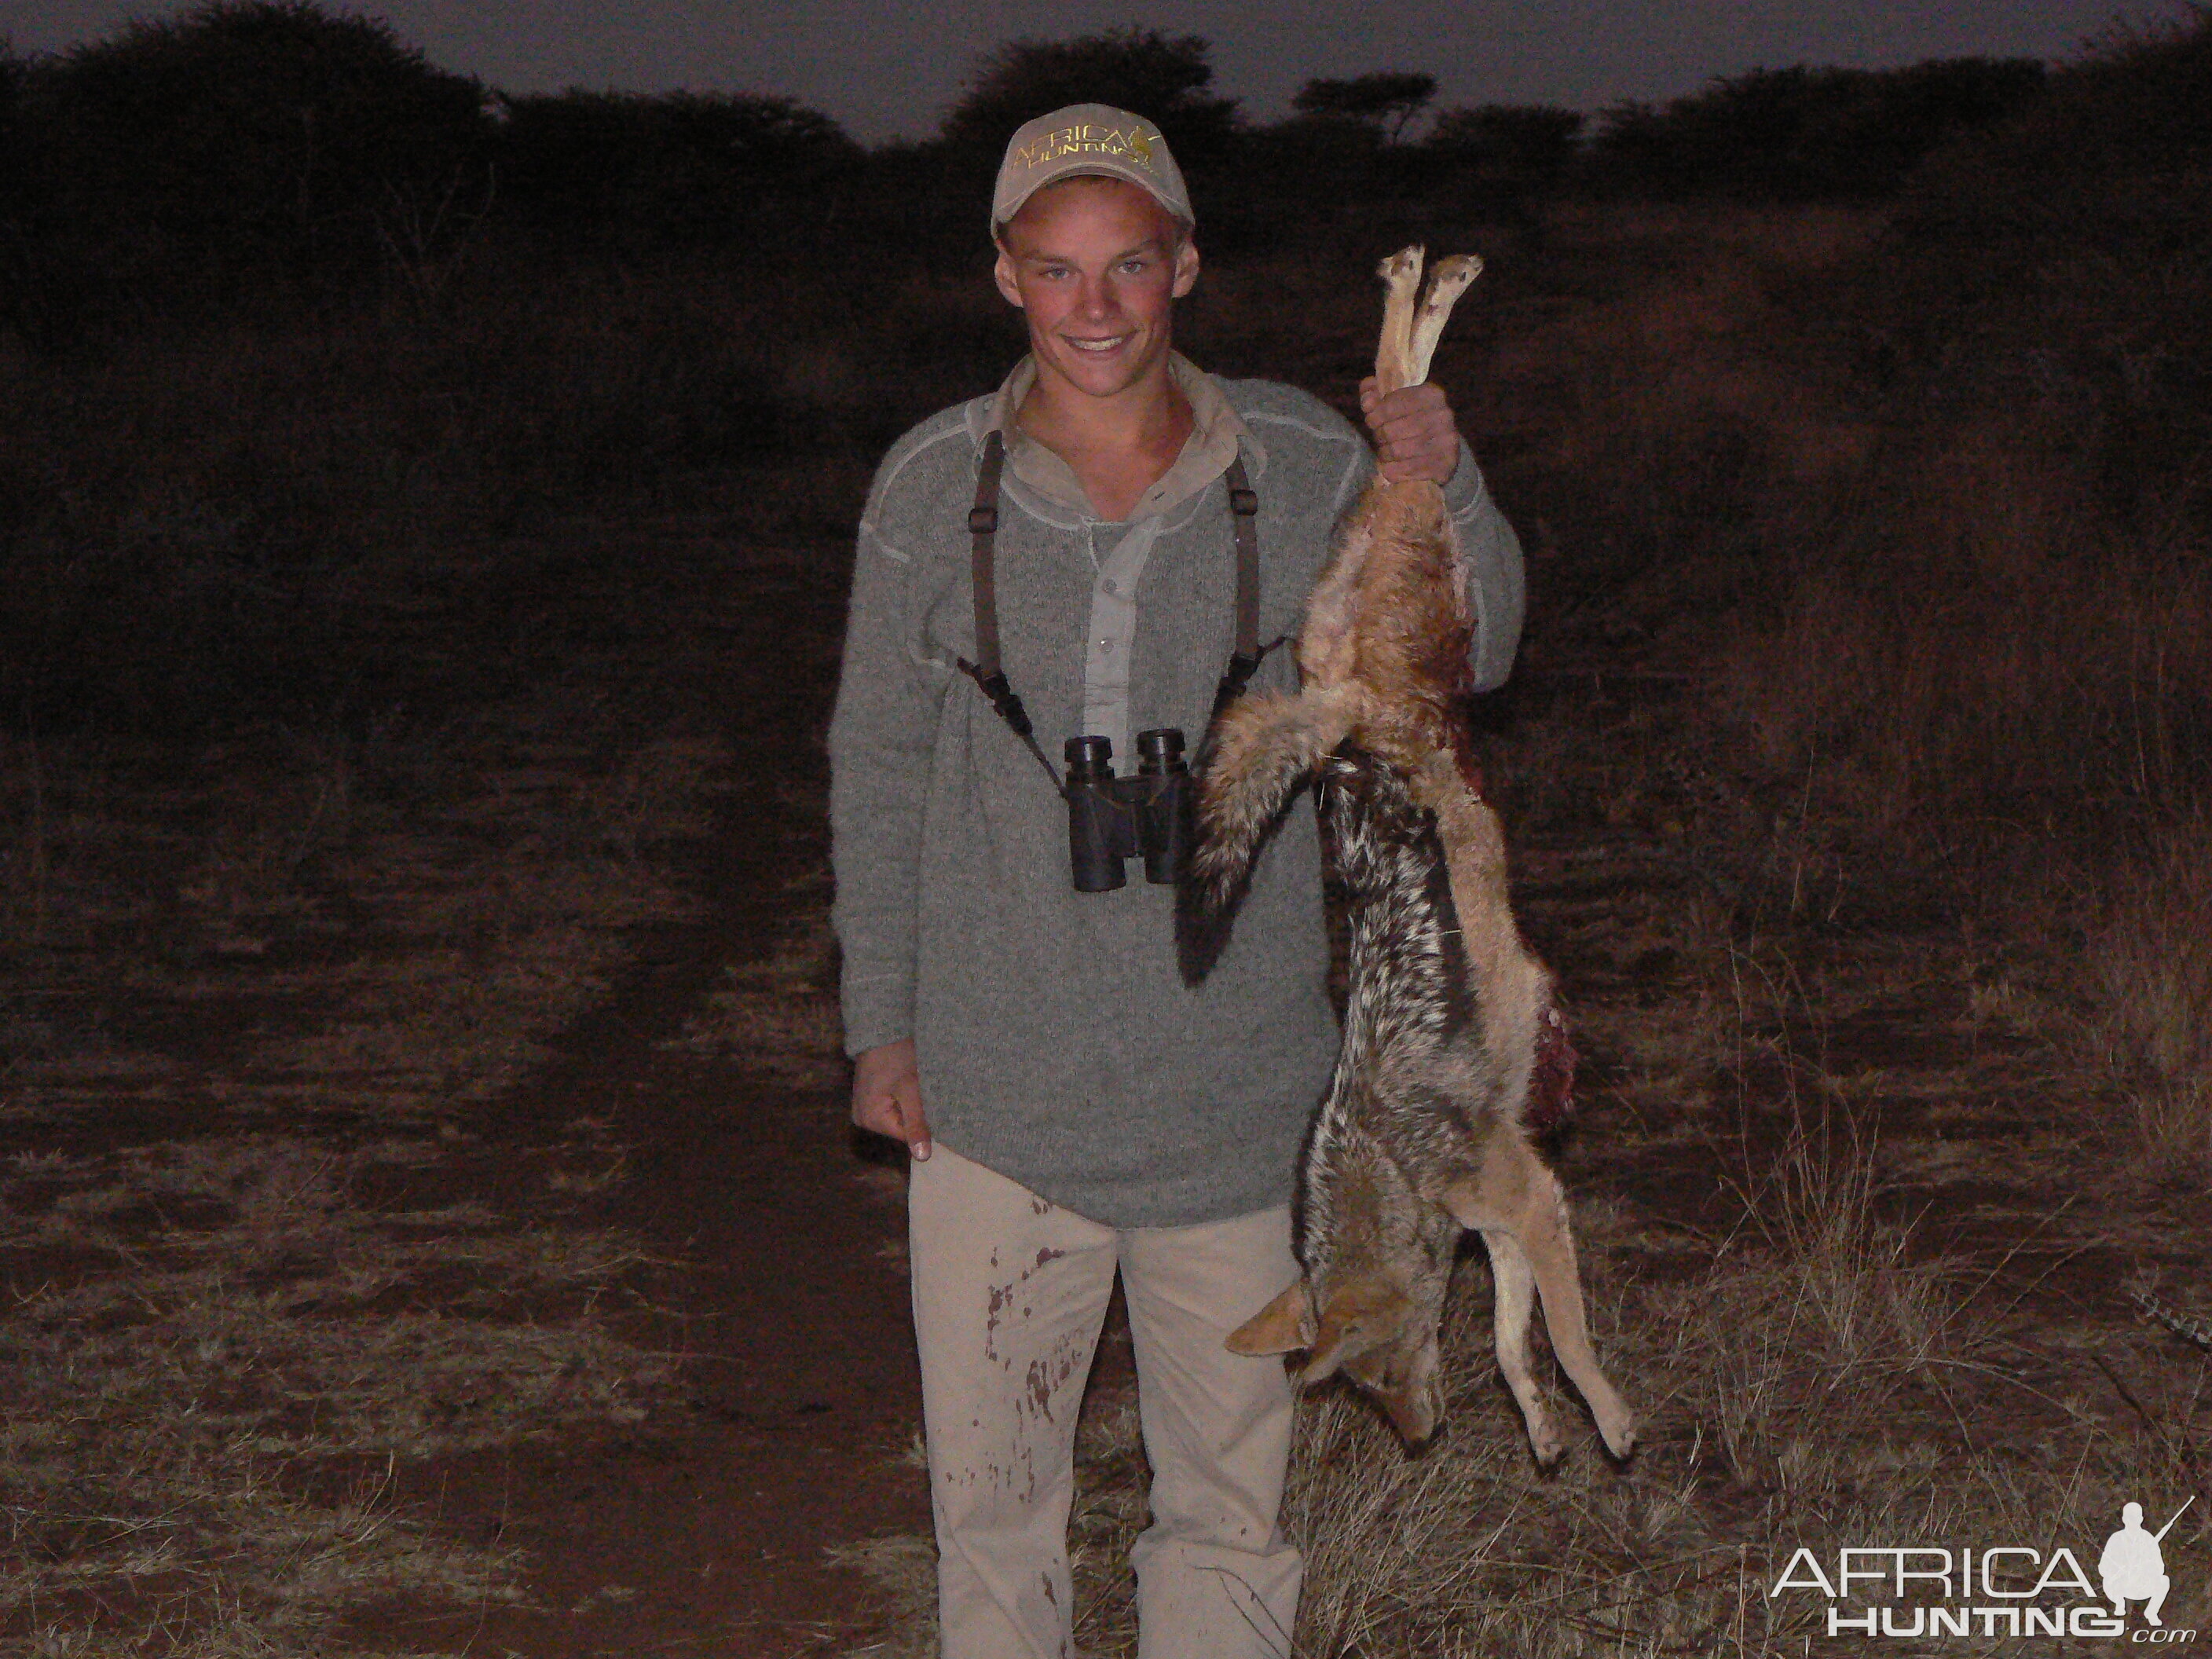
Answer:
[
  {"xmin": 1373, "ymin": 246, "xmax": 1426, "ymax": 397},
  {"xmin": 1298, "ymin": 508, "xmax": 1377, "ymax": 687},
  {"xmin": 1406, "ymin": 255, "xmax": 1482, "ymax": 387},
  {"xmin": 1480, "ymin": 1227, "xmax": 1564, "ymax": 1467}
]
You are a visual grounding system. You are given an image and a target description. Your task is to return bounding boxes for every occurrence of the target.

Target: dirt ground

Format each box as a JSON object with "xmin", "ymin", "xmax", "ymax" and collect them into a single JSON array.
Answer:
[
  {"xmin": 5, "ymin": 361, "xmax": 2207, "ymax": 1658},
  {"xmin": 0, "ymin": 496, "xmax": 948, "ymax": 1657},
  {"xmin": 327, "ymin": 742, "xmax": 936, "ymax": 1657}
]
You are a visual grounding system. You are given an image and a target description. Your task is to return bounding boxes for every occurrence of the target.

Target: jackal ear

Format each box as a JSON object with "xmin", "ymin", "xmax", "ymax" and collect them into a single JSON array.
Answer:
[
  {"xmin": 1304, "ymin": 1300, "xmax": 1369, "ymax": 1384},
  {"xmin": 1225, "ymin": 1280, "xmax": 1316, "ymax": 1357},
  {"xmin": 1304, "ymin": 1275, "xmax": 1412, "ymax": 1387}
]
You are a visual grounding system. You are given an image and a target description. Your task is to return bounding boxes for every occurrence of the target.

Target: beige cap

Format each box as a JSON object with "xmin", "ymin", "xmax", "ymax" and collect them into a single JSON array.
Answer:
[{"xmin": 991, "ymin": 104, "xmax": 1192, "ymax": 232}]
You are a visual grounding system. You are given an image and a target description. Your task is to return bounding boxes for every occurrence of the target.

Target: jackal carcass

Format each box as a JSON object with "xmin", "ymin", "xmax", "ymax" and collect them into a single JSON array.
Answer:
[{"xmin": 1177, "ymin": 247, "xmax": 1635, "ymax": 1459}]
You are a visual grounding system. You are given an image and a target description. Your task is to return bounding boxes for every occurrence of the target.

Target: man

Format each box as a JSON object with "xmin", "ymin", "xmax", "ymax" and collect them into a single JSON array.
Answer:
[{"xmin": 828, "ymin": 104, "xmax": 1525, "ymax": 1658}]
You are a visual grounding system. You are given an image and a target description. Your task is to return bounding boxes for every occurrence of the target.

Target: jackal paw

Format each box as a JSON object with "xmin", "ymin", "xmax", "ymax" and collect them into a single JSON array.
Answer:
[
  {"xmin": 1519, "ymin": 1408, "xmax": 1565, "ymax": 1469},
  {"xmin": 1595, "ymin": 1403, "xmax": 1638, "ymax": 1460}
]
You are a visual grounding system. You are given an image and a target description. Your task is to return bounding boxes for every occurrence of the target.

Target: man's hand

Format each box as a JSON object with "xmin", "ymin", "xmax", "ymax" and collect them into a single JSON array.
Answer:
[
  {"xmin": 1360, "ymin": 378, "xmax": 1463, "ymax": 485},
  {"xmin": 852, "ymin": 1038, "xmax": 931, "ymax": 1161}
]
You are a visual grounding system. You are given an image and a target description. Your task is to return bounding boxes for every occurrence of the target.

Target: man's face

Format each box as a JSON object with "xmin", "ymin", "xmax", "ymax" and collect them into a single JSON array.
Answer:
[{"xmin": 993, "ymin": 178, "xmax": 1199, "ymax": 401}]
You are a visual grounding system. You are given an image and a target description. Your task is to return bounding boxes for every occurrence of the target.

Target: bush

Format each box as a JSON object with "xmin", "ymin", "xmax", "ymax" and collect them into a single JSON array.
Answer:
[
  {"xmin": 15, "ymin": 1, "xmax": 490, "ymax": 328},
  {"xmin": 1588, "ymin": 58, "xmax": 2046, "ymax": 201},
  {"xmin": 1427, "ymin": 104, "xmax": 1585, "ymax": 180},
  {"xmin": 1291, "ymin": 72, "xmax": 1437, "ymax": 141},
  {"xmin": 498, "ymin": 90, "xmax": 861, "ymax": 256},
  {"xmin": 938, "ymin": 29, "xmax": 1240, "ymax": 170}
]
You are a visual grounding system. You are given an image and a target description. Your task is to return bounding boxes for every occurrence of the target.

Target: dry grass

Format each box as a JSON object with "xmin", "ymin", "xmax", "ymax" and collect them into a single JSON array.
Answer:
[
  {"xmin": 1468, "ymin": 192, "xmax": 2210, "ymax": 1189},
  {"xmin": 0, "ymin": 677, "xmax": 727, "ymax": 1650},
  {"xmin": 833, "ymin": 944, "xmax": 2203, "ymax": 1657},
  {"xmin": 0, "ymin": 1134, "xmax": 676, "ymax": 1654},
  {"xmin": 820, "ymin": 1536, "xmax": 939, "ymax": 1659},
  {"xmin": 666, "ymin": 864, "xmax": 846, "ymax": 1092},
  {"xmin": 1296, "ymin": 905, "xmax": 2192, "ymax": 1658},
  {"xmin": 2086, "ymin": 818, "xmax": 2212, "ymax": 1186},
  {"xmin": 0, "ymin": 189, "xmax": 863, "ymax": 1657},
  {"xmin": 0, "ymin": 720, "xmax": 721, "ymax": 1113},
  {"xmin": 1715, "ymin": 414, "xmax": 2212, "ymax": 830}
]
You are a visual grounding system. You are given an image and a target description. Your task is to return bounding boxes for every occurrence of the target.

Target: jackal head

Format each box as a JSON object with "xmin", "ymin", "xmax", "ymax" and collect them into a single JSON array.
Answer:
[
  {"xmin": 1228, "ymin": 1266, "xmax": 1450, "ymax": 1445},
  {"xmin": 1228, "ymin": 1170, "xmax": 1460, "ymax": 1447}
]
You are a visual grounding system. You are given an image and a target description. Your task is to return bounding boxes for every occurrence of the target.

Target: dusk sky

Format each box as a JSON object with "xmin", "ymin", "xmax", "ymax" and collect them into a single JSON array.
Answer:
[{"xmin": 5, "ymin": 0, "xmax": 2148, "ymax": 142}]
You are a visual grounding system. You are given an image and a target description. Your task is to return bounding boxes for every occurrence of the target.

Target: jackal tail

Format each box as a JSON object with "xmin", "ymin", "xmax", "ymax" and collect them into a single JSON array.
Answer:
[{"xmin": 1177, "ymin": 686, "xmax": 1361, "ymax": 984}]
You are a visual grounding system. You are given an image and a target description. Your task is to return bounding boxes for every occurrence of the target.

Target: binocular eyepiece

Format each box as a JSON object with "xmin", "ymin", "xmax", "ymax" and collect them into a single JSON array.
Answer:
[{"xmin": 1065, "ymin": 727, "xmax": 1192, "ymax": 892}]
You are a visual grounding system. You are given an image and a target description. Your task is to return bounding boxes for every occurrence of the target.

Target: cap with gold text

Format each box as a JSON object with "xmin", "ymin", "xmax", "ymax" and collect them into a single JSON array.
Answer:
[{"xmin": 992, "ymin": 104, "xmax": 1192, "ymax": 232}]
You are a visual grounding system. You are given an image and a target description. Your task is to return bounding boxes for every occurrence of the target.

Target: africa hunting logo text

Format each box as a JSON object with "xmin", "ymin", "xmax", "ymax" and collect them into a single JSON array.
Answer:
[
  {"xmin": 1008, "ymin": 123, "xmax": 1159, "ymax": 176},
  {"xmin": 1771, "ymin": 1499, "xmax": 2197, "ymax": 1641}
]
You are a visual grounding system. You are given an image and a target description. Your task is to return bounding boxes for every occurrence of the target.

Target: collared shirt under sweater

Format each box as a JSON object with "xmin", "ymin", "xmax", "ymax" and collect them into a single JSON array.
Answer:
[{"xmin": 827, "ymin": 353, "xmax": 1527, "ymax": 1228}]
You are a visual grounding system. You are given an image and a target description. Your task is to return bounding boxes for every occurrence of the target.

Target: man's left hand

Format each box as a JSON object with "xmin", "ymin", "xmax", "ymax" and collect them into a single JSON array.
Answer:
[{"xmin": 1360, "ymin": 378, "xmax": 1463, "ymax": 485}]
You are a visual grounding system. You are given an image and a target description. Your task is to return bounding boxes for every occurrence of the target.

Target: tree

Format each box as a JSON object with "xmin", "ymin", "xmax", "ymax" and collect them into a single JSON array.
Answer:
[
  {"xmin": 1291, "ymin": 72, "xmax": 1437, "ymax": 141},
  {"xmin": 1427, "ymin": 104, "xmax": 1584, "ymax": 177},
  {"xmin": 0, "ymin": 45, "xmax": 27, "ymax": 222},
  {"xmin": 500, "ymin": 90, "xmax": 859, "ymax": 249},
  {"xmin": 939, "ymin": 30, "xmax": 1240, "ymax": 164},
  {"xmin": 27, "ymin": 2, "xmax": 489, "ymax": 271},
  {"xmin": 1585, "ymin": 59, "xmax": 2046, "ymax": 201}
]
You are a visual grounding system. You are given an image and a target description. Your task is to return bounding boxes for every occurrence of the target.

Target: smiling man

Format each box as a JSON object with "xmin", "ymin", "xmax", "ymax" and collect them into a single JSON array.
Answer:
[{"xmin": 827, "ymin": 104, "xmax": 1526, "ymax": 1658}]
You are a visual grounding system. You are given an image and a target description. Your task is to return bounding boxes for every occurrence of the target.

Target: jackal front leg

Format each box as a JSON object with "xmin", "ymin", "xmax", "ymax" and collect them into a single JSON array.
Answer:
[
  {"xmin": 1481, "ymin": 1227, "xmax": 1566, "ymax": 1467},
  {"xmin": 1445, "ymin": 1135, "xmax": 1638, "ymax": 1459}
]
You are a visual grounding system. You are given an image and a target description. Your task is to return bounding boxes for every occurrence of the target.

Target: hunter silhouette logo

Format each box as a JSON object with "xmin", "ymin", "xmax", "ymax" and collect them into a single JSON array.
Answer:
[
  {"xmin": 2104, "ymin": 1499, "xmax": 2193, "ymax": 1627},
  {"xmin": 1769, "ymin": 1496, "xmax": 2199, "ymax": 1641}
]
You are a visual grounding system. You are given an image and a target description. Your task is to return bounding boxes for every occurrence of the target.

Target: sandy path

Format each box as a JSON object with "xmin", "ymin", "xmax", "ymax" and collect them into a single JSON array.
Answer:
[
  {"xmin": 0, "ymin": 504, "xmax": 930, "ymax": 1657},
  {"xmin": 349, "ymin": 525, "xmax": 934, "ymax": 1657}
]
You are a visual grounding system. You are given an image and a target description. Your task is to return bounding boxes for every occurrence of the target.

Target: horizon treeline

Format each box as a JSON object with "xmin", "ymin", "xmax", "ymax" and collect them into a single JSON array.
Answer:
[
  {"xmin": 0, "ymin": 2, "xmax": 2064, "ymax": 337},
  {"xmin": 0, "ymin": 0, "xmax": 2206, "ymax": 855}
]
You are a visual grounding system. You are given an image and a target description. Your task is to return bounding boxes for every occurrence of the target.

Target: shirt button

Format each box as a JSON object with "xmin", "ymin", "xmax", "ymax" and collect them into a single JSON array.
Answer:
[
  {"xmin": 1099, "ymin": 639, "xmax": 1113, "ymax": 651},
  {"xmin": 1102, "ymin": 580, "xmax": 1117, "ymax": 595}
]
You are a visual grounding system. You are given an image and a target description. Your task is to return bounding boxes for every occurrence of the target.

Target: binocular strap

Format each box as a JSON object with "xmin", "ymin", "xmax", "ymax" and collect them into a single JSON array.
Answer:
[
  {"xmin": 956, "ymin": 428, "xmax": 1280, "ymax": 792},
  {"xmin": 954, "ymin": 430, "xmax": 1063, "ymax": 792}
]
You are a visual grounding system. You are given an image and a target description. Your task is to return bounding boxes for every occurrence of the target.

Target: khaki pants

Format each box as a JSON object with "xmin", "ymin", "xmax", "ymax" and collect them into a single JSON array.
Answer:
[{"xmin": 909, "ymin": 1144, "xmax": 1303, "ymax": 1659}]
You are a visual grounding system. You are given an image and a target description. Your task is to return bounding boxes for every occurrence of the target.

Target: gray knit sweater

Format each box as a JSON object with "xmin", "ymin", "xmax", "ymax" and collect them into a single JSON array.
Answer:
[{"xmin": 828, "ymin": 355, "xmax": 1525, "ymax": 1227}]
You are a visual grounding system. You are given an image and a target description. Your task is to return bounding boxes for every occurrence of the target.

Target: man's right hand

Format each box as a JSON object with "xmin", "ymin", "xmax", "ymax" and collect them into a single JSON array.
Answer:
[{"xmin": 851, "ymin": 1038, "xmax": 931, "ymax": 1161}]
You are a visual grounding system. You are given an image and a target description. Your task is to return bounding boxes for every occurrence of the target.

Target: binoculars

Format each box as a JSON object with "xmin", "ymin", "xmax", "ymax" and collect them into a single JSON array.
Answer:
[{"xmin": 1064, "ymin": 728, "xmax": 1192, "ymax": 892}]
